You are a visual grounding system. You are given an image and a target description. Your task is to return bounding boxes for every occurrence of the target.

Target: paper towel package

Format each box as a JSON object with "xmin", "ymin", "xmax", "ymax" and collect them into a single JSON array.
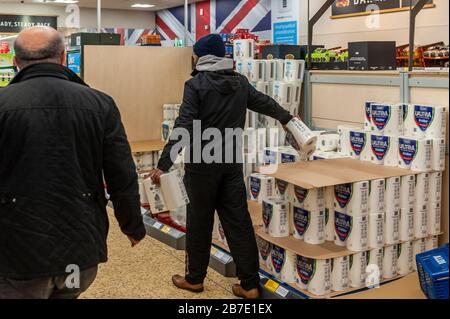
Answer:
[
  {"xmin": 428, "ymin": 202, "xmax": 441, "ymax": 235},
  {"xmin": 385, "ymin": 176, "xmax": 401, "ymax": 211},
  {"xmin": 325, "ymin": 208, "xmax": 335, "ymax": 242},
  {"xmin": 249, "ymin": 173, "xmax": 275, "ymax": 203},
  {"xmin": 264, "ymin": 60, "xmax": 277, "ymax": 82},
  {"xmin": 429, "ymin": 171, "xmax": 442, "ymax": 204},
  {"xmin": 292, "ymin": 82, "xmax": 302, "ymax": 106},
  {"xmin": 291, "ymin": 185, "xmax": 325, "ymax": 211},
  {"xmin": 270, "ymin": 245, "xmax": 296, "ymax": 283},
  {"xmin": 349, "ymin": 129, "xmax": 370, "ymax": 160},
  {"xmin": 412, "ymin": 238, "xmax": 426, "ymax": 271},
  {"xmin": 364, "ymin": 101, "xmax": 376, "ymax": 131},
  {"xmin": 296, "ymin": 256, "xmax": 331, "ymax": 296},
  {"xmin": 397, "ymin": 241, "xmax": 413, "ymax": 276},
  {"xmin": 316, "ymin": 133, "xmax": 340, "ymax": 152},
  {"xmin": 405, "ymin": 104, "xmax": 447, "ymax": 138},
  {"xmin": 233, "ymin": 39, "xmax": 255, "ymax": 60},
  {"xmin": 247, "ymin": 60, "xmax": 266, "ymax": 82},
  {"xmin": 279, "ymin": 146, "xmax": 302, "ymax": 163},
  {"xmin": 334, "ymin": 211, "xmax": 351, "ymax": 247},
  {"xmin": 400, "ymin": 175, "xmax": 416, "ymax": 209},
  {"xmin": 425, "ymin": 236, "xmax": 439, "ymax": 251},
  {"xmin": 284, "ymin": 59, "xmax": 305, "ymax": 82},
  {"xmin": 347, "ymin": 215, "xmax": 369, "ymax": 252},
  {"xmin": 143, "ymin": 179, "xmax": 169, "ymax": 214},
  {"xmin": 369, "ymin": 179, "xmax": 385, "ymax": 214},
  {"xmin": 399, "ymin": 207, "xmax": 414, "ymax": 242},
  {"xmin": 334, "ymin": 181, "xmax": 369, "ymax": 215},
  {"xmin": 349, "ymin": 251, "xmax": 368, "ymax": 288},
  {"xmin": 285, "ymin": 117, "xmax": 318, "ymax": 156},
  {"xmin": 398, "ymin": 137, "xmax": 432, "ymax": 172},
  {"xmin": 366, "ymin": 248, "xmax": 383, "ymax": 285},
  {"xmin": 415, "ymin": 173, "xmax": 430, "ymax": 207},
  {"xmin": 272, "ymin": 81, "xmax": 293, "ymax": 106},
  {"xmin": 274, "ymin": 59, "xmax": 285, "ymax": 81},
  {"xmin": 292, "ymin": 206, "xmax": 326, "ymax": 244},
  {"xmin": 431, "ymin": 138, "xmax": 446, "ymax": 171},
  {"xmin": 331, "ymin": 256, "xmax": 350, "ymax": 292},
  {"xmin": 338, "ymin": 125, "xmax": 360, "ymax": 155},
  {"xmin": 414, "ymin": 204, "xmax": 429, "ymax": 239},
  {"xmin": 235, "ymin": 58, "xmax": 249, "ymax": 76},
  {"xmin": 382, "ymin": 244, "xmax": 398, "ymax": 279},
  {"xmin": 370, "ymin": 134, "xmax": 398, "ymax": 166},
  {"xmin": 370, "ymin": 103, "xmax": 404, "ymax": 136},
  {"xmin": 275, "ymin": 179, "xmax": 291, "ymax": 201},
  {"xmin": 368, "ymin": 213, "xmax": 384, "ymax": 249},
  {"xmin": 262, "ymin": 198, "xmax": 289, "ymax": 237},
  {"xmin": 256, "ymin": 236, "xmax": 272, "ymax": 269},
  {"xmin": 384, "ymin": 209, "xmax": 400, "ymax": 245}
]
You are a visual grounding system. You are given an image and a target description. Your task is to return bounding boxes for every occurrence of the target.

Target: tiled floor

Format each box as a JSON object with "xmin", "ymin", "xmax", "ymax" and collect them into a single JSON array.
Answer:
[{"xmin": 81, "ymin": 215, "xmax": 237, "ymax": 299}]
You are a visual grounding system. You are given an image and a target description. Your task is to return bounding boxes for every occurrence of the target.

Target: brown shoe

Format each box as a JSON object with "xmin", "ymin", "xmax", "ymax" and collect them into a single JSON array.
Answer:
[
  {"xmin": 172, "ymin": 275, "xmax": 204, "ymax": 293},
  {"xmin": 232, "ymin": 284, "xmax": 260, "ymax": 299}
]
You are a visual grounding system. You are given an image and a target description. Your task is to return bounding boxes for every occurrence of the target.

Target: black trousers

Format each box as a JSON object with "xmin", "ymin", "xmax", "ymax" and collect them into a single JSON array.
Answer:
[{"xmin": 183, "ymin": 169, "xmax": 260, "ymax": 290}]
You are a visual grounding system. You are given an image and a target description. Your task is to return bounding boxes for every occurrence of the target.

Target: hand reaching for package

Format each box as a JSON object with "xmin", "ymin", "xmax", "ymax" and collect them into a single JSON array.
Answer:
[{"xmin": 149, "ymin": 169, "xmax": 164, "ymax": 185}]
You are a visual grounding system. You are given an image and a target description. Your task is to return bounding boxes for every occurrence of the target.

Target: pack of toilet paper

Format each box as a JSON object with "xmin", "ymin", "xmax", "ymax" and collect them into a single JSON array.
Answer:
[
  {"xmin": 429, "ymin": 171, "xmax": 442, "ymax": 204},
  {"xmin": 334, "ymin": 181, "xmax": 369, "ymax": 215},
  {"xmin": 263, "ymin": 147, "xmax": 280, "ymax": 165},
  {"xmin": 349, "ymin": 130, "xmax": 371, "ymax": 161},
  {"xmin": 370, "ymin": 134, "xmax": 398, "ymax": 166},
  {"xmin": 270, "ymin": 245, "xmax": 296, "ymax": 283},
  {"xmin": 292, "ymin": 205, "xmax": 325, "ymax": 244},
  {"xmin": 256, "ymin": 235, "xmax": 272, "ymax": 269},
  {"xmin": 382, "ymin": 244, "xmax": 398, "ymax": 279},
  {"xmin": 247, "ymin": 59, "xmax": 266, "ymax": 82},
  {"xmin": 272, "ymin": 81, "xmax": 293, "ymax": 106},
  {"xmin": 412, "ymin": 238, "xmax": 426, "ymax": 271},
  {"xmin": 404, "ymin": 104, "xmax": 447, "ymax": 139},
  {"xmin": 275, "ymin": 179, "xmax": 291, "ymax": 201},
  {"xmin": 397, "ymin": 241, "xmax": 413, "ymax": 276},
  {"xmin": 296, "ymin": 256, "xmax": 331, "ymax": 296},
  {"xmin": 415, "ymin": 173, "xmax": 430, "ymax": 208},
  {"xmin": 331, "ymin": 256, "xmax": 350, "ymax": 292},
  {"xmin": 264, "ymin": 60, "xmax": 277, "ymax": 82},
  {"xmin": 371, "ymin": 103, "xmax": 404, "ymax": 136},
  {"xmin": 398, "ymin": 137, "xmax": 432, "ymax": 172},
  {"xmin": 262, "ymin": 198, "xmax": 289, "ymax": 237},
  {"xmin": 368, "ymin": 213, "xmax": 384, "ymax": 249},
  {"xmin": 369, "ymin": 179, "xmax": 385, "ymax": 215},
  {"xmin": 428, "ymin": 202, "xmax": 441, "ymax": 235},
  {"xmin": 285, "ymin": 117, "xmax": 318, "ymax": 157},
  {"xmin": 249, "ymin": 173, "xmax": 275, "ymax": 203},
  {"xmin": 384, "ymin": 209, "xmax": 400, "ymax": 245},
  {"xmin": 364, "ymin": 101, "xmax": 376, "ymax": 131},
  {"xmin": 290, "ymin": 185, "xmax": 325, "ymax": 211},
  {"xmin": 431, "ymin": 138, "xmax": 446, "ymax": 171},
  {"xmin": 233, "ymin": 39, "xmax": 255, "ymax": 60},
  {"xmin": 274, "ymin": 59, "xmax": 285, "ymax": 81},
  {"xmin": 399, "ymin": 207, "xmax": 414, "ymax": 242},
  {"xmin": 400, "ymin": 175, "xmax": 416, "ymax": 209},
  {"xmin": 284, "ymin": 59, "xmax": 305, "ymax": 83},
  {"xmin": 349, "ymin": 251, "xmax": 368, "ymax": 288},
  {"xmin": 338, "ymin": 125, "xmax": 361, "ymax": 156},
  {"xmin": 159, "ymin": 169, "xmax": 190, "ymax": 210},
  {"xmin": 143, "ymin": 178, "xmax": 169, "ymax": 214},
  {"xmin": 334, "ymin": 210, "xmax": 351, "ymax": 247},
  {"xmin": 385, "ymin": 177, "xmax": 401, "ymax": 211},
  {"xmin": 414, "ymin": 204, "xmax": 428, "ymax": 239},
  {"xmin": 347, "ymin": 215, "xmax": 369, "ymax": 252},
  {"xmin": 366, "ymin": 248, "xmax": 383, "ymax": 286}
]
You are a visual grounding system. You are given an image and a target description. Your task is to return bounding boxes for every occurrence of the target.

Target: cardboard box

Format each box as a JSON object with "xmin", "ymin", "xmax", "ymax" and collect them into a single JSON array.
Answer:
[
  {"xmin": 262, "ymin": 45, "xmax": 324, "ymax": 60},
  {"xmin": 348, "ymin": 41, "xmax": 396, "ymax": 71}
]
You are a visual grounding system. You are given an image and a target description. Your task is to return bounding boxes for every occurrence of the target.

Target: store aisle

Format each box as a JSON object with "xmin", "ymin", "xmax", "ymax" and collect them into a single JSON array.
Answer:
[{"xmin": 81, "ymin": 212, "xmax": 237, "ymax": 299}]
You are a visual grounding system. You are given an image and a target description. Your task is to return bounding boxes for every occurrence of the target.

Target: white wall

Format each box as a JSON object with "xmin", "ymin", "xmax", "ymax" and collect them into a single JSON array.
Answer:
[
  {"xmin": 298, "ymin": 0, "xmax": 449, "ymax": 48},
  {"xmin": 0, "ymin": 3, "xmax": 155, "ymax": 29}
]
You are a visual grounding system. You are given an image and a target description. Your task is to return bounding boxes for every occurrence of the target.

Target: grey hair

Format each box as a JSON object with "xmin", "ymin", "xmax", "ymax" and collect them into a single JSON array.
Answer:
[{"xmin": 14, "ymin": 33, "xmax": 65, "ymax": 64}]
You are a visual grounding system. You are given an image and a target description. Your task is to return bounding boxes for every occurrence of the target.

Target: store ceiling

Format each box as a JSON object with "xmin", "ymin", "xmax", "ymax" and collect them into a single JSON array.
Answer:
[{"xmin": 0, "ymin": 0, "xmax": 200, "ymax": 11}]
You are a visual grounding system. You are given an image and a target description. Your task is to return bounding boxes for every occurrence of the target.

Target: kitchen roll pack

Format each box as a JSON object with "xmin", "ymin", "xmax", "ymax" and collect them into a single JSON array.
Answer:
[
  {"xmin": 160, "ymin": 169, "xmax": 190, "ymax": 209},
  {"xmin": 338, "ymin": 125, "xmax": 361, "ymax": 156},
  {"xmin": 247, "ymin": 60, "xmax": 266, "ymax": 82},
  {"xmin": 270, "ymin": 245, "xmax": 296, "ymax": 283},
  {"xmin": 256, "ymin": 236, "xmax": 272, "ymax": 269},
  {"xmin": 404, "ymin": 104, "xmax": 447, "ymax": 138},
  {"xmin": 385, "ymin": 177, "xmax": 401, "ymax": 211},
  {"xmin": 415, "ymin": 173, "xmax": 430, "ymax": 208},
  {"xmin": 398, "ymin": 137, "xmax": 432, "ymax": 172},
  {"xmin": 334, "ymin": 211, "xmax": 351, "ymax": 247},
  {"xmin": 384, "ymin": 209, "xmax": 400, "ymax": 245},
  {"xmin": 370, "ymin": 103, "xmax": 404, "ymax": 136},
  {"xmin": 144, "ymin": 179, "xmax": 169, "ymax": 214},
  {"xmin": 334, "ymin": 181, "xmax": 369, "ymax": 215},
  {"xmin": 414, "ymin": 204, "xmax": 429, "ymax": 238},
  {"xmin": 262, "ymin": 198, "xmax": 289, "ymax": 237},
  {"xmin": 291, "ymin": 185, "xmax": 325, "ymax": 211},
  {"xmin": 331, "ymin": 256, "xmax": 350, "ymax": 292},
  {"xmin": 275, "ymin": 179, "xmax": 291, "ymax": 201},
  {"xmin": 272, "ymin": 81, "xmax": 293, "ymax": 106},
  {"xmin": 400, "ymin": 175, "xmax": 416, "ymax": 208},
  {"xmin": 249, "ymin": 173, "xmax": 275, "ymax": 203},
  {"xmin": 285, "ymin": 117, "xmax": 318, "ymax": 157},
  {"xmin": 429, "ymin": 171, "xmax": 443, "ymax": 203},
  {"xmin": 316, "ymin": 133, "xmax": 340, "ymax": 152},
  {"xmin": 397, "ymin": 241, "xmax": 413, "ymax": 276},
  {"xmin": 383, "ymin": 244, "xmax": 398, "ymax": 279},
  {"xmin": 292, "ymin": 205, "xmax": 326, "ymax": 244},
  {"xmin": 349, "ymin": 129, "xmax": 371, "ymax": 161},
  {"xmin": 432, "ymin": 138, "xmax": 446, "ymax": 171},
  {"xmin": 296, "ymin": 256, "xmax": 331, "ymax": 296},
  {"xmin": 399, "ymin": 207, "xmax": 414, "ymax": 242},
  {"xmin": 369, "ymin": 179, "xmax": 385, "ymax": 214},
  {"xmin": 370, "ymin": 134, "xmax": 398, "ymax": 166},
  {"xmin": 347, "ymin": 215, "xmax": 369, "ymax": 252},
  {"xmin": 284, "ymin": 59, "xmax": 305, "ymax": 83},
  {"xmin": 233, "ymin": 39, "xmax": 255, "ymax": 60},
  {"xmin": 349, "ymin": 251, "xmax": 368, "ymax": 288},
  {"xmin": 428, "ymin": 202, "xmax": 441, "ymax": 235},
  {"xmin": 368, "ymin": 213, "xmax": 384, "ymax": 249}
]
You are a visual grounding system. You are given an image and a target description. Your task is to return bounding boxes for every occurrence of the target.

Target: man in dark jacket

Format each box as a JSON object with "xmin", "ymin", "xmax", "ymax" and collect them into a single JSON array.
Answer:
[
  {"xmin": 0, "ymin": 26, "xmax": 146, "ymax": 299},
  {"xmin": 151, "ymin": 34, "xmax": 293, "ymax": 299}
]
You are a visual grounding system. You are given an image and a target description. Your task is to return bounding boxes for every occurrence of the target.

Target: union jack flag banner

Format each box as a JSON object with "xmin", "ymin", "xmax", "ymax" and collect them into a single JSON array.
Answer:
[{"xmin": 156, "ymin": 0, "xmax": 272, "ymax": 46}]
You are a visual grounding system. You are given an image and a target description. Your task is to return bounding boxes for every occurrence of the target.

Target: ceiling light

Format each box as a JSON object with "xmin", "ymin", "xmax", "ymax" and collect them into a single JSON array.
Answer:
[{"xmin": 131, "ymin": 4, "xmax": 155, "ymax": 8}]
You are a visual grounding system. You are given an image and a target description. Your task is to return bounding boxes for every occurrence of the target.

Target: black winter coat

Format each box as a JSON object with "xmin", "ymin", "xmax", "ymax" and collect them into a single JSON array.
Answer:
[
  {"xmin": 158, "ymin": 69, "xmax": 293, "ymax": 172},
  {"xmin": 0, "ymin": 63, "xmax": 146, "ymax": 279}
]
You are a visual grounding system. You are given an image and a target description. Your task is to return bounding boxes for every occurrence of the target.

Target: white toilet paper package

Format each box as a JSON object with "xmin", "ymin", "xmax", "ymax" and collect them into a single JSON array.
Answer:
[
  {"xmin": 275, "ymin": 179, "xmax": 291, "ymax": 201},
  {"xmin": 249, "ymin": 173, "xmax": 275, "ymax": 203},
  {"xmin": 400, "ymin": 175, "xmax": 416, "ymax": 209},
  {"xmin": 431, "ymin": 138, "xmax": 446, "ymax": 171},
  {"xmin": 349, "ymin": 251, "xmax": 368, "ymax": 288},
  {"xmin": 414, "ymin": 204, "xmax": 428, "ymax": 239},
  {"xmin": 316, "ymin": 133, "xmax": 340, "ymax": 152},
  {"xmin": 160, "ymin": 169, "xmax": 190, "ymax": 209},
  {"xmin": 349, "ymin": 130, "xmax": 371, "ymax": 160},
  {"xmin": 384, "ymin": 209, "xmax": 400, "ymax": 245},
  {"xmin": 290, "ymin": 185, "xmax": 325, "ymax": 211},
  {"xmin": 428, "ymin": 202, "xmax": 441, "ymax": 235},
  {"xmin": 404, "ymin": 104, "xmax": 447, "ymax": 138},
  {"xmin": 415, "ymin": 173, "xmax": 430, "ymax": 208},
  {"xmin": 370, "ymin": 134, "xmax": 398, "ymax": 166},
  {"xmin": 370, "ymin": 103, "xmax": 404, "ymax": 136},
  {"xmin": 296, "ymin": 256, "xmax": 331, "ymax": 296},
  {"xmin": 338, "ymin": 125, "xmax": 360, "ymax": 156},
  {"xmin": 368, "ymin": 213, "xmax": 384, "ymax": 249},
  {"xmin": 334, "ymin": 211, "xmax": 352, "ymax": 247},
  {"xmin": 385, "ymin": 176, "xmax": 401, "ymax": 211},
  {"xmin": 272, "ymin": 81, "xmax": 293, "ymax": 106},
  {"xmin": 382, "ymin": 245, "xmax": 398, "ymax": 279},
  {"xmin": 292, "ymin": 205, "xmax": 325, "ymax": 244},
  {"xmin": 262, "ymin": 198, "xmax": 289, "ymax": 238},
  {"xmin": 398, "ymin": 137, "xmax": 432, "ymax": 172},
  {"xmin": 285, "ymin": 117, "xmax": 317, "ymax": 157},
  {"xmin": 256, "ymin": 235, "xmax": 272, "ymax": 269},
  {"xmin": 369, "ymin": 179, "xmax": 385, "ymax": 215},
  {"xmin": 334, "ymin": 181, "xmax": 368, "ymax": 215},
  {"xmin": 331, "ymin": 256, "xmax": 350, "ymax": 292},
  {"xmin": 284, "ymin": 59, "xmax": 305, "ymax": 82},
  {"xmin": 347, "ymin": 215, "xmax": 368, "ymax": 252},
  {"xmin": 233, "ymin": 39, "xmax": 255, "ymax": 60},
  {"xmin": 397, "ymin": 241, "xmax": 413, "ymax": 276},
  {"xmin": 270, "ymin": 245, "xmax": 296, "ymax": 283},
  {"xmin": 429, "ymin": 171, "xmax": 442, "ymax": 203},
  {"xmin": 399, "ymin": 207, "xmax": 414, "ymax": 242}
]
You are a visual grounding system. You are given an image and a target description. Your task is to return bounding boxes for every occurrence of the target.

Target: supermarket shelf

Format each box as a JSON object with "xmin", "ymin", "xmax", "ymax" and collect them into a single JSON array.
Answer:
[
  {"xmin": 143, "ymin": 214, "xmax": 186, "ymax": 250},
  {"xmin": 209, "ymin": 245, "xmax": 236, "ymax": 278},
  {"xmin": 130, "ymin": 140, "xmax": 166, "ymax": 153}
]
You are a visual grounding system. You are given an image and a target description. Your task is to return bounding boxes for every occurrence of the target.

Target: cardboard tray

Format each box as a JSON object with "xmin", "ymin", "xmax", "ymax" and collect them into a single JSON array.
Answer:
[{"xmin": 257, "ymin": 158, "xmax": 415, "ymax": 189}]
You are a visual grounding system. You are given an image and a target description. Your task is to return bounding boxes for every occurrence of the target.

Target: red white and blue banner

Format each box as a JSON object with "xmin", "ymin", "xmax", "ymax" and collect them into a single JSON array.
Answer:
[{"xmin": 156, "ymin": 0, "xmax": 272, "ymax": 46}]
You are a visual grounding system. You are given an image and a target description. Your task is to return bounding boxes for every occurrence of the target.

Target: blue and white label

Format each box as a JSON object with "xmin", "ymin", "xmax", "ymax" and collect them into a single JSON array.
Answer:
[
  {"xmin": 371, "ymin": 135, "xmax": 390, "ymax": 161},
  {"xmin": 281, "ymin": 153, "xmax": 296, "ymax": 163},
  {"xmin": 265, "ymin": 149, "xmax": 277, "ymax": 165},
  {"xmin": 398, "ymin": 138, "xmax": 418, "ymax": 165},
  {"xmin": 335, "ymin": 211, "xmax": 352, "ymax": 242},
  {"xmin": 371, "ymin": 104, "xmax": 391, "ymax": 131},
  {"xmin": 250, "ymin": 177, "xmax": 261, "ymax": 199},
  {"xmin": 273, "ymin": 21, "xmax": 298, "ymax": 45},
  {"xmin": 414, "ymin": 105, "xmax": 434, "ymax": 132},
  {"xmin": 296, "ymin": 255, "xmax": 315, "ymax": 285},
  {"xmin": 271, "ymin": 245, "xmax": 286, "ymax": 274},
  {"xmin": 334, "ymin": 183, "xmax": 352, "ymax": 209},
  {"xmin": 293, "ymin": 207, "xmax": 310, "ymax": 236},
  {"xmin": 350, "ymin": 131, "xmax": 366, "ymax": 156},
  {"xmin": 262, "ymin": 201, "xmax": 273, "ymax": 229}
]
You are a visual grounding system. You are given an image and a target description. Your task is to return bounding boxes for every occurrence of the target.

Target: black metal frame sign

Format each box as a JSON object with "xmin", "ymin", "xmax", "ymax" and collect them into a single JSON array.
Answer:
[{"xmin": 0, "ymin": 15, "xmax": 57, "ymax": 33}]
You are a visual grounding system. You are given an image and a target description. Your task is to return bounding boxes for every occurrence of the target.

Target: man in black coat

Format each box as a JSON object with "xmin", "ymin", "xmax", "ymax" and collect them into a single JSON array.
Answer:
[
  {"xmin": 0, "ymin": 27, "xmax": 145, "ymax": 299},
  {"xmin": 151, "ymin": 34, "xmax": 293, "ymax": 299}
]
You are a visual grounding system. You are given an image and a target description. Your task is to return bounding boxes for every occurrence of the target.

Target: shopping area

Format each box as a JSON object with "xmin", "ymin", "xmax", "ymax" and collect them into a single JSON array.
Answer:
[{"xmin": 0, "ymin": 0, "xmax": 449, "ymax": 300}]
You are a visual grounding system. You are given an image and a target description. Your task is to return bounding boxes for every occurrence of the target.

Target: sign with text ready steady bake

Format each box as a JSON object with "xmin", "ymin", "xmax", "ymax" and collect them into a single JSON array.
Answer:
[
  {"xmin": 0, "ymin": 15, "xmax": 57, "ymax": 33},
  {"xmin": 332, "ymin": 0, "xmax": 434, "ymax": 19}
]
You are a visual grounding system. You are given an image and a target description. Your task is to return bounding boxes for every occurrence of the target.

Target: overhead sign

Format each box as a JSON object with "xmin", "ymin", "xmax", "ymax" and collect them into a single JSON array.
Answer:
[
  {"xmin": 0, "ymin": 15, "xmax": 57, "ymax": 33},
  {"xmin": 272, "ymin": 0, "xmax": 301, "ymax": 45},
  {"xmin": 331, "ymin": 0, "xmax": 435, "ymax": 19}
]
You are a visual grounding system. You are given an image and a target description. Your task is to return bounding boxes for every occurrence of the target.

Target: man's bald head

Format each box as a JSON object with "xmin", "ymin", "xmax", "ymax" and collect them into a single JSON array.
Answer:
[{"xmin": 14, "ymin": 26, "xmax": 65, "ymax": 69}]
